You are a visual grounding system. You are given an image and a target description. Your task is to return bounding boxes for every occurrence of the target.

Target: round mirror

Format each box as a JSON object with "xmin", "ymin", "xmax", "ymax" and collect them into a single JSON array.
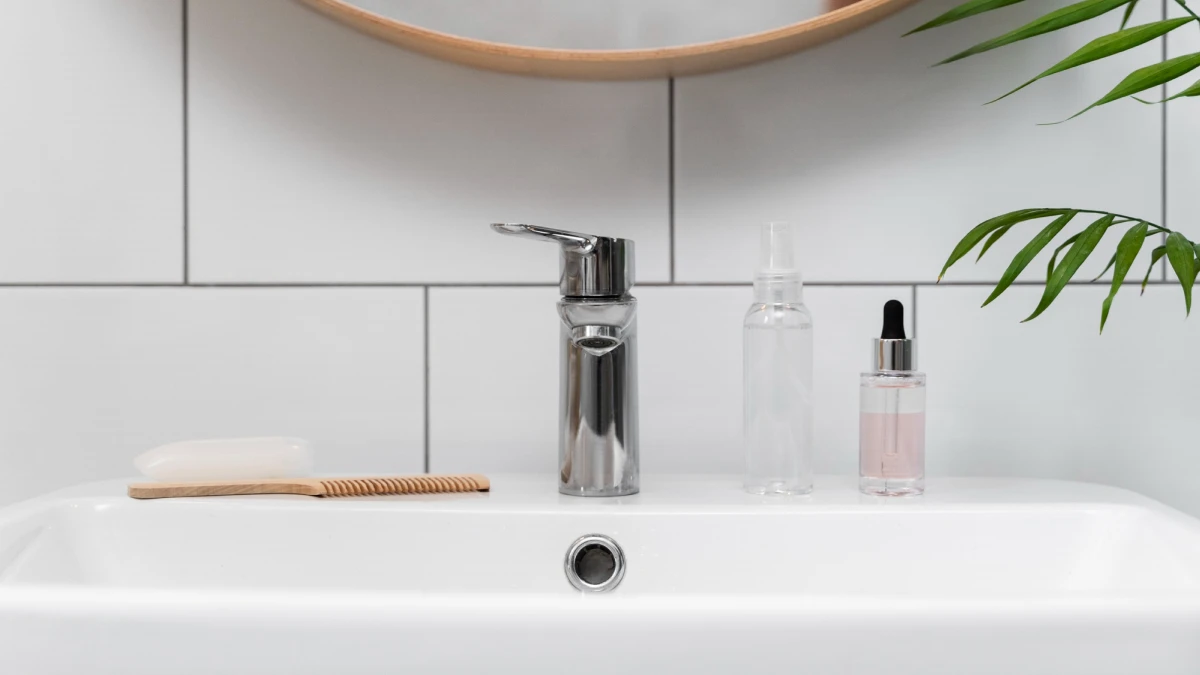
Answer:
[{"xmin": 298, "ymin": 0, "xmax": 919, "ymax": 79}]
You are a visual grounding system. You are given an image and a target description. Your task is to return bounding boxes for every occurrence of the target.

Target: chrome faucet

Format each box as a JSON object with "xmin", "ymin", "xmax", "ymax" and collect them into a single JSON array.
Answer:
[{"xmin": 491, "ymin": 224, "xmax": 639, "ymax": 497}]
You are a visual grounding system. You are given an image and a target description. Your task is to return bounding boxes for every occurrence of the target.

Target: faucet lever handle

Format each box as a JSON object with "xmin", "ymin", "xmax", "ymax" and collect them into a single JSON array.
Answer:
[
  {"xmin": 490, "ymin": 223, "xmax": 596, "ymax": 252},
  {"xmin": 490, "ymin": 223, "xmax": 634, "ymax": 298}
]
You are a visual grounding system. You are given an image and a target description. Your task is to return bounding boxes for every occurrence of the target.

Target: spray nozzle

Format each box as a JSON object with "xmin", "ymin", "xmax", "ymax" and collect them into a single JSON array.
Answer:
[
  {"xmin": 758, "ymin": 222, "xmax": 798, "ymax": 275},
  {"xmin": 753, "ymin": 222, "xmax": 803, "ymax": 303}
]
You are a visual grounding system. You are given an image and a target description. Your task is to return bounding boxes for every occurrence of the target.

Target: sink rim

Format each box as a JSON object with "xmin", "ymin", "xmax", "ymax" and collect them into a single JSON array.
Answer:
[{"xmin": 1, "ymin": 474, "xmax": 1189, "ymax": 517}]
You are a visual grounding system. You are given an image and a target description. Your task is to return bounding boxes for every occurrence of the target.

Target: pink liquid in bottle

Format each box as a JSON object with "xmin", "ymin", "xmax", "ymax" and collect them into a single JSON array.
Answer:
[
  {"xmin": 859, "ymin": 374, "xmax": 925, "ymax": 496},
  {"xmin": 860, "ymin": 412, "xmax": 925, "ymax": 478}
]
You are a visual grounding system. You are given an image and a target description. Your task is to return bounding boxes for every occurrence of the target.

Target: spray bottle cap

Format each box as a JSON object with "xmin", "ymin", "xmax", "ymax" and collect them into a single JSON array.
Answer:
[
  {"xmin": 872, "ymin": 299, "xmax": 915, "ymax": 371},
  {"xmin": 753, "ymin": 222, "xmax": 803, "ymax": 303}
]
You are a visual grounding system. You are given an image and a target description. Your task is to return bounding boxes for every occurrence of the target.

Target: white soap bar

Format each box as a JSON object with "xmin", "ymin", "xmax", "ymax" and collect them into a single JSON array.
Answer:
[{"xmin": 134, "ymin": 437, "xmax": 314, "ymax": 482}]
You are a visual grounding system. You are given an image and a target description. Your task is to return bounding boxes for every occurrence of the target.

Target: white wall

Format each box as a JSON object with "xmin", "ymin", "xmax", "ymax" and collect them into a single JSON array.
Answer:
[{"xmin": 1, "ymin": 0, "xmax": 1195, "ymax": 513}]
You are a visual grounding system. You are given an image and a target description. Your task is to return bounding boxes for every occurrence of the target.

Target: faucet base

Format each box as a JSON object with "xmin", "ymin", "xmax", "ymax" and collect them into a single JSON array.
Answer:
[{"xmin": 559, "ymin": 484, "xmax": 640, "ymax": 498}]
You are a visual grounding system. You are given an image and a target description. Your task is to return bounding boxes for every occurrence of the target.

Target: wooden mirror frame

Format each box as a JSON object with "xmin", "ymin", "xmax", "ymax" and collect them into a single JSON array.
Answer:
[{"xmin": 298, "ymin": 0, "xmax": 920, "ymax": 79}]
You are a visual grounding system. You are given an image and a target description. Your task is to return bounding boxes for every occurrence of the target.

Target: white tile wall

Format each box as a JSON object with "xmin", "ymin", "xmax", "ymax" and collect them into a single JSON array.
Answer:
[
  {"xmin": 427, "ymin": 287, "xmax": 559, "ymax": 474},
  {"xmin": 429, "ymin": 285, "xmax": 912, "ymax": 475},
  {"xmin": 187, "ymin": 0, "xmax": 669, "ymax": 284},
  {"xmin": 674, "ymin": 0, "xmax": 1163, "ymax": 283},
  {"xmin": 921, "ymin": 284, "xmax": 1200, "ymax": 516},
  {"xmin": 0, "ymin": 289, "xmax": 424, "ymax": 504},
  {"xmin": 0, "ymin": 0, "xmax": 183, "ymax": 282},
  {"xmin": 1, "ymin": 0, "xmax": 1195, "ymax": 519}
]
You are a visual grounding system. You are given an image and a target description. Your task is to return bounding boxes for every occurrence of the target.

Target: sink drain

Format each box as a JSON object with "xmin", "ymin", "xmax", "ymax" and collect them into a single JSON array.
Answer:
[{"xmin": 564, "ymin": 534, "xmax": 625, "ymax": 592}]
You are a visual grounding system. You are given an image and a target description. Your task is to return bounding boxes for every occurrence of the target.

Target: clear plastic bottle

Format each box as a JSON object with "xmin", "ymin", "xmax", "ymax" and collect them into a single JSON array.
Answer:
[
  {"xmin": 859, "ymin": 300, "xmax": 926, "ymax": 496},
  {"xmin": 743, "ymin": 222, "xmax": 814, "ymax": 495}
]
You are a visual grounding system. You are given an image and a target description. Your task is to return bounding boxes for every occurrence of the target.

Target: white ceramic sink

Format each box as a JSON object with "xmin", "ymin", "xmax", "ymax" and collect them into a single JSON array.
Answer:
[{"xmin": 1, "ymin": 475, "xmax": 1199, "ymax": 674}]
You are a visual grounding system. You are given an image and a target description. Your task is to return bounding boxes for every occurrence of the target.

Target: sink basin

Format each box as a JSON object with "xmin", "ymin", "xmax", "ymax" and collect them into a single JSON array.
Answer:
[{"xmin": 0, "ymin": 475, "xmax": 1198, "ymax": 674}]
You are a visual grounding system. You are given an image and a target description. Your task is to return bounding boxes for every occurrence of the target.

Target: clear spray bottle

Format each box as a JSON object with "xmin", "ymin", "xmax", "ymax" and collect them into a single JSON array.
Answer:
[{"xmin": 743, "ymin": 222, "xmax": 814, "ymax": 495}]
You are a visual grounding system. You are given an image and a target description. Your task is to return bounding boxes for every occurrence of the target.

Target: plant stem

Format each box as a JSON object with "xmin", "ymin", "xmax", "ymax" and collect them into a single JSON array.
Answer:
[
  {"xmin": 1056, "ymin": 208, "xmax": 1172, "ymax": 234},
  {"xmin": 1060, "ymin": 206, "xmax": 1171, "ymax": 233},
  {"xmin": 1175, "ymin": 0, "xmax": 1200, "ymax": 24}
]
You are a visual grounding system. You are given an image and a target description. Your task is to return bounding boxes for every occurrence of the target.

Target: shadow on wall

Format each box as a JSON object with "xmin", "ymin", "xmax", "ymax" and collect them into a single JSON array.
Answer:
[
  {"xmin": 191, "ymin": 0, "xmax": 998, "ymax": 200},
  {"xmin": 101, "ymin": 0, "xmax": 183, "ymax": 61},
  {"xmin": 186, "ymin": 0, "xmax": 663, "ymax": 222},
  {"xmin": 180, "ymin": 0, "xmax": 1158, "ymax": 284},
  {"xmin": 670, "ymin": 0, "xmax": 1159, "ymax": 284},
  {"xmin": 677, "ymin": 0, "xmax": 1150, "ymax": 196},
  {"xmin": 184, "ymin": 0, "xmax": 672, "ymax": 283}
]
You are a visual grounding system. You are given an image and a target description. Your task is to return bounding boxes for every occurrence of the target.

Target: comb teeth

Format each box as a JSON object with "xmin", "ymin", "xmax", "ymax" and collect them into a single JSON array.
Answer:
[{"xmin": 318, "ymin": 475, "xmax": 484, "ymax": 497}]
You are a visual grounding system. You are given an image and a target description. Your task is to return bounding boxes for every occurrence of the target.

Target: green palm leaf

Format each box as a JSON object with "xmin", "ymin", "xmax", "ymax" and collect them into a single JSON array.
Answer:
[
  {"xmin": 939, "ymin": 208, "xmax": 1066, "ymax": 281},
  {"xmin": 1099, "ymin": 222, "xmax": 1149, "ymax": 332},
  {"xmin": 906, "ymin": 0, "xmax": 1027, "ymax": 35},
  {"xmin": 938, "ymin": 0, "xmax": 1134, "ymax": 65},
  {"xmin": 1047, "ymin": 232, "xmax": 1082, "ymax": 279},
  {"xmin": 977, "ymin": 223, "xmax": 1018, "ymax": 261},
  {"xmin": 1091, "ymin": 223, "xmax": 1157, "ymax": 280},
  {"xmin": 982, "ymin": 211, "xmax": 1078, "ymax": 306},
  {"xmin": 1052, "ymin": 52, "xmax": 1200, "ymax": 123},
  {"xmin": 1119, "ymin": 0, "xmax": 1139, "ymax": 28},
  {"xmin": 989, "ymin": 18, "xmax": 1192, "ymax": 103},
  {"xmin": 1024, "ymin": 215, "xmax": 1115, "ymax": 322},
  {"xmin": 1165, "ymin": 232, "xmax": 1196, "ymax": 315},
  {"xmin": 1135, "ymin": 77, "xmax": 1200, "ymax": 103},
  {"xmin": 1140, "ymin": 245, "xmax": 1167, "ymax": 293}
]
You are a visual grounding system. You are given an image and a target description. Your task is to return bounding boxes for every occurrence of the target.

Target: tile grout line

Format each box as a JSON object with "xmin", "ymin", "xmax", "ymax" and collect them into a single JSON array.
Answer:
[
  {"xmin": 0, "ymin": 280, "xmax": 1182, "ymax": 289},
  {"xmin": 423, "ymin": 286, "xmax": 430, "ymax": 474},
  {"xmin": 1161, "ymin": 0, "xmax": 1168, "ymax": 283},
  {"xmin": 910, "ymin": 285, "xmax": 918, "ymax": 338},
  {"xmin": 182, "ymin": 0, "xmax": 190, "ymax": 285},
  {"xmin": 668, "ymin": 77, "xmax": 676, "ymax": 284}
]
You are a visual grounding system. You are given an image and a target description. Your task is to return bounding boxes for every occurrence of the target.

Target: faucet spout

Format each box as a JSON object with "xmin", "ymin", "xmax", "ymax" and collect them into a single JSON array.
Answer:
[{"xmin": 570, "ymin": 325, "xmax": 623, "ymax": 355}]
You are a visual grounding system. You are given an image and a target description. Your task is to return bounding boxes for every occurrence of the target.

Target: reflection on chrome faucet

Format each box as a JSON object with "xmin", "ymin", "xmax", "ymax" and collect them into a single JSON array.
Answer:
[
  {"xmin": 559, "ymin": 297, "xmax": 638, "ymax": 496},
  {"xmin": 492, "ymin": 224, "xmax": 639, "ymax": 497}
]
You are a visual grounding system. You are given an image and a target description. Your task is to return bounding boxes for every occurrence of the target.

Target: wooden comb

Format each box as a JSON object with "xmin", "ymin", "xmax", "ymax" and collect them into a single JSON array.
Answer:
[{"xmin": 128, "ymin": 474, "xmax": 490, "ymax": 499}]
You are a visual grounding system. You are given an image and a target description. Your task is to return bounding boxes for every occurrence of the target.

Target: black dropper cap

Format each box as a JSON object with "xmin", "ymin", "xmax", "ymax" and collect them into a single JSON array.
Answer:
[
  {"xmin": 881, "ymin": 299, "xmax": 906, "ymax": 339},
  {"xmin": 873, "ymin": 299, "xmax": 914, "ymax": 371}
]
